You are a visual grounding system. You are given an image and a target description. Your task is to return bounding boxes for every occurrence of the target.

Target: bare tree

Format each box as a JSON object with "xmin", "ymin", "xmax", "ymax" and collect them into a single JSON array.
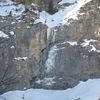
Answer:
[{"xmin": 0, "ymin": 65, "xmax": 18, "ymax": 94}]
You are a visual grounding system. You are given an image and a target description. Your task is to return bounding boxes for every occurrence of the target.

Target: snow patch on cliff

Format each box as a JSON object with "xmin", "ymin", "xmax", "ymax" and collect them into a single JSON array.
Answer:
[
  {"xmin": 9, "ymin": 31, "xmax": 15, "ymax": 35},
  {"xmin": 10, "ymin": 45, "xmax": 15, "ymax": 49},
  {"xmin": 35, "ymin": 77, "xmax": 56, "ymax": 86},
  {"xmin": 0, "ymin": 31, "xmax": 9, "ymax": 39},
  {"xmin": 45, "ymin": 45, "xmax": 58, "ymax": 72},
  {"xmin": 14, "ymin": 57, "xmax": 28, "ymax": 61},
  {"xmin": 81, "ymin": 39, "xmax": 100, "ymax": 52},
  {"xmin": 59, "ymin": 0, "xmax": 76, "ymax": 5},
  {"xmin": 47, "ymin": 28, "xmax": 57, "ymax": 42},
  {"xmin": 98, "ymin": 6, "xmax": 100, "ymax": 9},
  {"xmin": 45, "ymin": 40, "xmax": 78, "ymax": 72},
  {"xmin": 61, "ymin": 41, "xmax": 78, "ymax": 46}
]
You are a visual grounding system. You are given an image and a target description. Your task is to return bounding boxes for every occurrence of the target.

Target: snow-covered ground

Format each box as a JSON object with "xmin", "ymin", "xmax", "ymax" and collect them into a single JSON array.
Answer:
[
  {"xmin": 35, "ymin": 0, "xmax": 92, "ymax": 28},
  {"xmin": 1, "ymin": 79, "xmax": 100, "ymax": 100}
]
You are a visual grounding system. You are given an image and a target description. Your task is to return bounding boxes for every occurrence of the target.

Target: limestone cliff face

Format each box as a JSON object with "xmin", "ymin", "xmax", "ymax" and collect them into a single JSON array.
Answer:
[
  {"xmin": 12, "ymin": 18, "xmax": 47, "ymax": 89},
  {"xmin": 0, "ymin": 0, "xmax": 100, "ymax": 93},
  {"xmin": 0, "ymin": 13, "xmax": 48, "ymax": 92},
  {"xmin": 34, "ymin": 0, "xmax": 100, "ymax": 89},
  {"xmin": 0, "ymin": 34, "xmax": 17, "ymax": 93},
  {"xmin": 46, "ymin": 0, "xmax": 100, "ymax": 42}
]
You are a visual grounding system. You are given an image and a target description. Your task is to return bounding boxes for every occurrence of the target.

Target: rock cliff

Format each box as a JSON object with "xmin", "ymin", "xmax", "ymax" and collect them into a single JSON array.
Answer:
[{"xmin": 0, "ymin": 0, "xmax": 100, "ymax": 93}]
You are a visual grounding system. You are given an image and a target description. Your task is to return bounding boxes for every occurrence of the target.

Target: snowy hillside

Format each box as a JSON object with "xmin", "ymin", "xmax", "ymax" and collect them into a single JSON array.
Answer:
[
  {"xmin": 0, "ymin": 0, "xmax": 92, "ymax": 23},
  {"xmin": 35, "ymin": 0, "xmax": 92, "ymax": 28},
  {"xmin": 1, "ymin": 79, "xmax": 100, "ymax": 100},
  {"xmin": 0, "ymin": 0, "xmax": 25, "ymax": 18},
  {"xmin": 1, "ymin": 0, "xmax": 100, "ymax": 99}
]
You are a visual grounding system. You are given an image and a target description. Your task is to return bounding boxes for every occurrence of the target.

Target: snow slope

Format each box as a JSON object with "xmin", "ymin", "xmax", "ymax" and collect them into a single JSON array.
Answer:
[
  {"xmin": 1, "ymin": 79, "xmax": 100, "ymax": 100},
  {"xmin": 35, "ymin": 0, "xmax": 92, "ymax": 28},
  {"xmin": 0, "ymin": 0, "xmax": 13, "ymax": 6},
  {"xmin": 0, "ymin": 0, "xmax": 25, "ymax": 18},
  {"xmin": 0, "ymin": 0, "xmax": 92, "ymax": 23}
]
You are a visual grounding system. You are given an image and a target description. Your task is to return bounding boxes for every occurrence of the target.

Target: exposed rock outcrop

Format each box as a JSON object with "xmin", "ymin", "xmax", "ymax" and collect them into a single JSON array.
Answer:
[
  {"xmin": 34, "ymin": 0, "xmax": 100, "ymax": 89},
  {"xmin": 0, "ymin": 0, "xmax": 100, "ymax": 93}
]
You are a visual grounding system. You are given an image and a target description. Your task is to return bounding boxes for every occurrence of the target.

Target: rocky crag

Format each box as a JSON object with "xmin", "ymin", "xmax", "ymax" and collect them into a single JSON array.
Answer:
[{"xmin": 0, "ymin": 0, "xmax": 100, "ymax": 93}]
